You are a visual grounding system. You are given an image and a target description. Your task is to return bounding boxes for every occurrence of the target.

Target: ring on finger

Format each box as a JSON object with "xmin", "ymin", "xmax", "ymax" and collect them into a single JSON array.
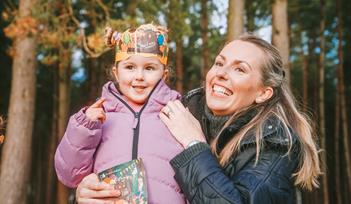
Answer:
[{"xmin": 168, "ymin": 109, "xmax": 174, "ymax": 117}]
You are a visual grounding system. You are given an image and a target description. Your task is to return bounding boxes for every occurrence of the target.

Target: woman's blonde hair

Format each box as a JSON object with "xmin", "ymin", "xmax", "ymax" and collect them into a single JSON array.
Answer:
[
  {"xmin": 0, "ymin": 116, "xmax": 4, "ymax": 130},
  {"xmin": 210, "ymin": 34, "xmax": 321, "ymax": 191}
]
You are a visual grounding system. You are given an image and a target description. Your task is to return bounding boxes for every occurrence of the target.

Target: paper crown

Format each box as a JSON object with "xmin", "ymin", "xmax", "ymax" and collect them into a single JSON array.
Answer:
[{"xmin": 105, "ymin": 24, "xmax": 169, "ymax": 65}]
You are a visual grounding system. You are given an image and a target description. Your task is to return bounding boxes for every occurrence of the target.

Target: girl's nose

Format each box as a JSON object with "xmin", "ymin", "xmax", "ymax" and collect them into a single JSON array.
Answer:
[{"xmin": 135, "ymin": 68, "xmax": 145, "ymax": 80}]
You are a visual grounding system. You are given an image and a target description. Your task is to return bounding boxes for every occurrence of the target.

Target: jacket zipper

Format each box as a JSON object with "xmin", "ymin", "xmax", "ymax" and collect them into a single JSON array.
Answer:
[
  {"xmin": 108, "ymin": 80, "xmax": 162, "ymax": 160},
  {"xmin": 132, "ymin": 111, "xmax": 140, "ymax": 160}
]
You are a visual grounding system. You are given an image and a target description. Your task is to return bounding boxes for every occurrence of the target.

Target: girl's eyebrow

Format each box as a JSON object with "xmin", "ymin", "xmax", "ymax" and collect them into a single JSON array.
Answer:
[{"xmin": 145, "ymin": 62, "xmax": 158, "ymax": 66}]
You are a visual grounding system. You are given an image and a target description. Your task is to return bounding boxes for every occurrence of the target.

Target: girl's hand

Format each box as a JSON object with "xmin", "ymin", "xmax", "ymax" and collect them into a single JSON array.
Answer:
[
  {"xmin": 76, "ymin": 173, "xmax": 121, "ymax": 204},
  {"xmin": 86, "ymin": 98, "xmax": 106, "ymax": 122},
  {"xmin": 160, "ymin": 100, "xmax": 206, "ymax": 148}
]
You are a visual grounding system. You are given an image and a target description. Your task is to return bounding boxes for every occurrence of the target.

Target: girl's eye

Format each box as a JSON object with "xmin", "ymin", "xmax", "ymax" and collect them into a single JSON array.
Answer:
[
  {"xmin": 125, "ymin": 65, "xmax": 135, "ymax": 70},
  {"xmin": 145, "ymin": 66, "xmax": 156, "ymax": 71}
]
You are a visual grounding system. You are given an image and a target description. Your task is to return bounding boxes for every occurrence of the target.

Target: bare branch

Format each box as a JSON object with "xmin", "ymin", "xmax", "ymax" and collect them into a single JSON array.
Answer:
[
  {"xmin": 66, "ymin": 0, "xmax": 110, "ymax": 58},
  {"xmin": 95, "ymin": 0, "xmax": 110, "ymax": 20}
]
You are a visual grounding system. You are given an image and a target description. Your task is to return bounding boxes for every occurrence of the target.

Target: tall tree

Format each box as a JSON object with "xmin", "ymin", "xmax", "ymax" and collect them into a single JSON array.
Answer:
[
  {"xmin": 45, "ymin": 64, "xmax": 58, "ymax": 204},
  {"xmin": 272, "ymin": 0, "xmax": 290, "ymax": 84},
  {"xmin": 200, "ymin": 0, "xmax": 209, "ymax": 80},
  {"xmin": 227, "ymin": 0, "xmax": 244, "ymax": 41},
  {"xmin": 245, "ymin": 0, "xmax": 255, "ymax": 32},
  {"xmin": 336, "ymin": 0, "xmax": 351, "ymax": 197},
  {"xmin": 318, "ymin": 0, "xmax": 329, "ymax": 203},
  {"xmin": 334, "ymin": 65, "xmax": 341, "ymax": 204},
  {"xmin": 167, "ymin": 0, "xmax": 188, "ymax": 93},
  {"xmin": 0, "ymin": 0, "xmax": 38, "ymax": 203},
  {"xmin": 56, "ymin": 49, "xmax": 72, "ymax": 204}
]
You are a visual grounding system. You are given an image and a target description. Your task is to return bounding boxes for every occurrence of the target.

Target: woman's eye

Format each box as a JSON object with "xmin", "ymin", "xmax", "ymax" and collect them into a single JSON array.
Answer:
[
  {"xmin": 215, "ymin": 61, "xmax": 223, "ymax": 66},
  {"xmin": 234, "ymin": 67, "xmax": 245, "ymax": 73}
]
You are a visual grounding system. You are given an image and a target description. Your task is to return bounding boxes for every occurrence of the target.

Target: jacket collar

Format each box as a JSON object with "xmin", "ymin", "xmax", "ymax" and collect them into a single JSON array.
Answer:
[
  {"xmin": 219, "ymin": 114, "xmax": 295, "ymax": 148},
  {"xmin": 101, "ymin": 80, "xmax": 181, "ymax": 113},
  {"xmin": 182, "ymin": 87, "xmax": 295, "ymax": 148}
]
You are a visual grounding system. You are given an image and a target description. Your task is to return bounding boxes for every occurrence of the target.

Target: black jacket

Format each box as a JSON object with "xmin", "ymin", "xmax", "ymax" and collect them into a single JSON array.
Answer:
[{"xmin": 171, "ymin": 88, "xmax": 300, "ymax": 204}]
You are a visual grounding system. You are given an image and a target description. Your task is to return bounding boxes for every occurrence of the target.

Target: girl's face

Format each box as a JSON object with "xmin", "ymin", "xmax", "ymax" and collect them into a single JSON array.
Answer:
[
  {"xmin": 205, "ymin": 40, "xmax": 273, "ymax": 116},
  {"xmin": 113, "ymin": 55, "xmax": 168, "ymax": 108}
]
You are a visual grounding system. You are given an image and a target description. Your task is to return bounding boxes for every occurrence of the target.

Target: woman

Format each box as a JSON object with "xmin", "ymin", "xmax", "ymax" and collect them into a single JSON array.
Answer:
[{"xmin": 76, "ymin": 34, "xmax": 321, "ymax": 204}]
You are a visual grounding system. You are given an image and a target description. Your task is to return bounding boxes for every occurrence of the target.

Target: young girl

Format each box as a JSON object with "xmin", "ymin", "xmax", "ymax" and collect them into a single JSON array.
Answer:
[{"xmin": 55, "ymin": 24, "xmax": 186, "ymax": 203}]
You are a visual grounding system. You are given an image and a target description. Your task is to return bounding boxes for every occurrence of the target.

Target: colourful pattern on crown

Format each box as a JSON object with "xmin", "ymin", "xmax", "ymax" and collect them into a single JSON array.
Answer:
[{"xmin": 113, "ymin": 24, "xmax": 169, "ymax": 65}]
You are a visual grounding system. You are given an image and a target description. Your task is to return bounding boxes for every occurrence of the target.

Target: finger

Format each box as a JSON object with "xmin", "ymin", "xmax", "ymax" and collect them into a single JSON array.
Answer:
[
  {"xmin": 165, "ymin": 101, "xmax": 177, "ymax": 114},
  {"xmin": 161, "ymin": 106, "xmax": 168, "ymax": 115},
  {"xmin": 91, "ymin": 98, "xmax": 106, "ymax": 108},
  {"xmin": 97, "ymin": 113, "xmax": 106, "ymax": 122},
  {"xmin": 77, "ymin": 197, "xmax": 115, "ymax": 204},
  {"xmin": 81, "ymin": 174, "xmax": 114, "ymax": 191},
  {"xmin": 79, "ymin": 188, "xmax": 120, "ymax": 199},
  {"xmin": 173, "ymin": 100, "xmax": 187, "ymax": 113},
  {"xmin": 159, "ymin": 112, "xmax": 171, "ymax": 127}
]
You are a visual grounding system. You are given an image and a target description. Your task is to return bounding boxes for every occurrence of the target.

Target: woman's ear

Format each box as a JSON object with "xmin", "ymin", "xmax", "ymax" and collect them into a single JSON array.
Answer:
[{"xmin": 255, "ymin": 86, "xmax": 273, "ymax": 104}]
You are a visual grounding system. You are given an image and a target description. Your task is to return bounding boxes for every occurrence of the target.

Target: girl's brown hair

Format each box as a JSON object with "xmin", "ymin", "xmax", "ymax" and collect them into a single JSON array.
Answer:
[{"xmin": 210, "ymin": 34, "xmax": 321, "ymax": 191}]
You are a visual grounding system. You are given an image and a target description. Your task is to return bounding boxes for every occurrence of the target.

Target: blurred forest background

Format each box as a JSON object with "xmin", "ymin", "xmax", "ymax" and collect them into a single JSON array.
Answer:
[{"xmin": 0, "ymin": 0, "xmax": 350, "ymax": 203}]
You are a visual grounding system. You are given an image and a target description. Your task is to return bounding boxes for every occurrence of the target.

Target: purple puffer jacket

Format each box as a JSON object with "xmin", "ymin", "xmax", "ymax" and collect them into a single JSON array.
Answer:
[{"xmin": 55, "ymin": 80, "xmax": 186, "ymax": 203}]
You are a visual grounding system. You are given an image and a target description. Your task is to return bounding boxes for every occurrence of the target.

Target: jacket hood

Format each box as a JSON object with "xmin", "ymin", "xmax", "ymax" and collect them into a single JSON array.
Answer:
[{"xmin": 100, "ymin": 80, "xmax": 181, "ymax": 113}]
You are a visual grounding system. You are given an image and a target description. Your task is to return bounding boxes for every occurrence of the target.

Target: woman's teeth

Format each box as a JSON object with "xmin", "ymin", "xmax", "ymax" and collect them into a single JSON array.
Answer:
[{"xmin": 213, "ymin": 85, "xmax": 232, "ymax": 96}]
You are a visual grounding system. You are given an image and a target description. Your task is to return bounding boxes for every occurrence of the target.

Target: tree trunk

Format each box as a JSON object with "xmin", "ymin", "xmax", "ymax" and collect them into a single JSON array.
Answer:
[
  {"xmin": 336, "ymin": 0, "xmax": 351, "ymax": 196},
  {"xmin": 56, "ymin": 49, "xmax": 71, "ymax": 204},
  {"xmin": 272, "ymin": 0, "xmax": 290, "ymax": 84},
  {"xmin": 175, "ymin": 40, "xmax": 184, "ymax": 93},
  {"xmin": 227, "ymin": 0, "xmax": 244, "ymax": 41},
  {"xmin": 200, "ymin": 0, "xmax": 209, "ymax": 81},
  {"xmin": 245, "ymin": 0, "xmax": 255, "ymax": 32},
  {"xmin": 318, "ymin": 1, "xmax": 329, "ymax": 203},
  {"xmin": 87, "ymin": 58, "xmax": 101, "ymax": 101},
  {"xmin": 45, "ymin": 65, "xmax": 59, "ymax": 204},
  {"xmin": 0, "ymin": 0, "xmax": 37, "ymax": 203},
  {"xmin": 302, "ymin": 54, "xmax": 308, "ymax": 111},
  {"xmin": 166, "ymin": 0, "xmax": 185, "ymax": 93},
  {"xmin": 334, "ymin": 72, "xmax": 341, "ymax": 204},
  {"xmin": 310, "ymin": 36, "xmax": 319, "ymax": 114}
]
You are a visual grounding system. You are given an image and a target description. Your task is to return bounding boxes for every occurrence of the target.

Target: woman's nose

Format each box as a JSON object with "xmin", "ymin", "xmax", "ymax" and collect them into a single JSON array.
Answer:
[{"xmin": 215, "ymin": 67, "xmax": 228, "ymax": 80}]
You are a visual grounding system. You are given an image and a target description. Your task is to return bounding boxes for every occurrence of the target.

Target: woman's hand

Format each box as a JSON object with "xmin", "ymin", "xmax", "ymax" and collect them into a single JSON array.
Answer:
[
  {"xmin": 76, "ymin": 173, "xmax": 121, "ymax": 204},
  {"xmin": 160, "ymin": 100, "xmax": 206, "ymax": 147},
  {"xmin": 86, "ymin": 98, "xmax": 106, "ymax": 122}
]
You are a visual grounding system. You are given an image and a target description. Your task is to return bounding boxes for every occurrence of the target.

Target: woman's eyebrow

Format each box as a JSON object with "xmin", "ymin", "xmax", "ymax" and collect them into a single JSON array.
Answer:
[
  {"xmin": 218, "ymin": 54, "xmax": 226, "ymax": 61},
  {"xmin": 232, "ymin": 60, "xmax": 252, "ymax": 71},
  {"xmin": 218, "ymin": 55, "xmax": 252, "ymax": 70}
]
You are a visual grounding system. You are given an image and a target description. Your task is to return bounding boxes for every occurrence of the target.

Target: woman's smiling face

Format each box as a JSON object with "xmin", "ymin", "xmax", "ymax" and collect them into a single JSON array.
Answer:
[{"xmin": 205, "ymin": 40, "xmax": 267, "ymax": 116}]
